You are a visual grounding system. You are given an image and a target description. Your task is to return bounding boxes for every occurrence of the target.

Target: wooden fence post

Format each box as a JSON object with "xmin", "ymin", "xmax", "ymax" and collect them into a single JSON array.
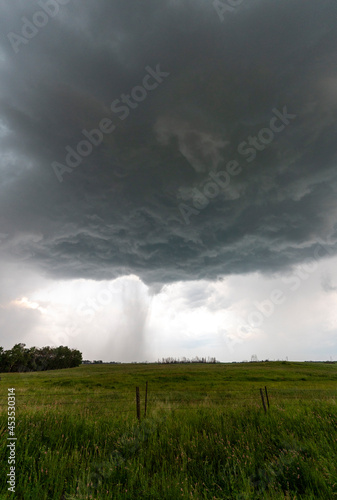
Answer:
[
  {"xmin": 264, "ymin": 386, "xmax": 270, "ymax": 409},
  {"xmin": 144, "ymin": 381, "xmax": 148, "ymax": 418},
  {"xmin": 260, "ymin": 388, "xmax": 267, "ymax": 414},
  {"xmin": 136, "ymin": 386, "xmax": 141, "ymax": 422}
]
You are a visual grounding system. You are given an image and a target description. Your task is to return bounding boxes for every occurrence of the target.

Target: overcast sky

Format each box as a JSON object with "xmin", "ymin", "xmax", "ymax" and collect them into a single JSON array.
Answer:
[{"xmin": 0, "ymin": 0, "xmax": 337, "ymax": 362}]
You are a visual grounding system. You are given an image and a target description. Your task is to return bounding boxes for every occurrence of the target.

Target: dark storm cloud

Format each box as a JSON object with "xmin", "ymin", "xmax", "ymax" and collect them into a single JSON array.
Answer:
[{"xmin": 1, "ymin": 0, "xmax": 337, "ymax": 286}]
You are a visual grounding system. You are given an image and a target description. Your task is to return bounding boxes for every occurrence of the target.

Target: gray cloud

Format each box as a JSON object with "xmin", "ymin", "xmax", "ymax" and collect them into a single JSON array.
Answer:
[
  {"xmin": 1, "ymin": 0, "xmax": 337, "ymax": 290},
  {"xmin": 321, "ymin": 273, "xmax": 337, "ymax": 293}
]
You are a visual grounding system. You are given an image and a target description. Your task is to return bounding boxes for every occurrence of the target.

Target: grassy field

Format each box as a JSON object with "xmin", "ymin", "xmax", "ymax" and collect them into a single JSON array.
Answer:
[{"xmin": 0, "ymin": 361, "xmax": 337, "ymax": 499}]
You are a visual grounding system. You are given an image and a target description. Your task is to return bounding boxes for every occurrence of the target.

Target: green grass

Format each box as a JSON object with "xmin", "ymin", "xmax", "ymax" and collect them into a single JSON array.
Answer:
[{"xmin": 0, "ymin": 362, "xmax": 337, "ymax": 499}]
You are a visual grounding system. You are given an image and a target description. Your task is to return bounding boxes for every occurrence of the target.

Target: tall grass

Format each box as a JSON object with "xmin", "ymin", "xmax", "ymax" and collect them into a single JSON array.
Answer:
[{"xmin": 0, "ymin": 362, "xmax": 336, "ymax": 499}]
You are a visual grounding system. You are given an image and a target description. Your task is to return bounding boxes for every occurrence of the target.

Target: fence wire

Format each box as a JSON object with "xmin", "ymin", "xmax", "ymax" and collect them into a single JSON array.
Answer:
[{"xmin": 0, "ymin": 388, "xmax": 336, "ymax": 410}]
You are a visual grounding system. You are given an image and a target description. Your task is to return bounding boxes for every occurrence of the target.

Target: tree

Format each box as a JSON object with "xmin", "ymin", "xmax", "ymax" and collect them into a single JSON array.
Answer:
[
  {"xmin": 8, "ymin": 343, "xmax": 27, "ymax": 371},
  {"xmin": 26, "ymin": 347, "xmax": 38, "ymax": 371},
  {"xmin": 0, "ymin": 344, "xmax": 83, "ymax": 372},
  {"xmin": 0, "ymin": 347, "xmax": 10, "ymax": 372},
  {"xmin": 69, "ymin": 348, "xmax": 82, "ymax": 367}
]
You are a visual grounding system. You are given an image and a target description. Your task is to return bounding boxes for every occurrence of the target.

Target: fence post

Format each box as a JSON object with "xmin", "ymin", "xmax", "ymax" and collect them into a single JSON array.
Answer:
[
  {"xmin": 144, "ymin": 381, "xmax": 148, "ymax": 418},
  {"xmin": 136, "ymin": 386, "xmax": 141, "ymax": 422},
  {"xmin": 264, "ymin": 386, "xmax": 270, "ymax": 409},
  {"xmin": 260, "ymin": 388, "xmax": 267, "ymax": 414}
]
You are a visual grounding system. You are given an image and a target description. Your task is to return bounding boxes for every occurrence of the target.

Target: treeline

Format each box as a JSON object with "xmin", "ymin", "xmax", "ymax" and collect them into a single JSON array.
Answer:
[
  {"xmin": 0, "ymin": 343, "xmax": 82, "ymax": 372},
  {"xmin": 157, "ymin": 356, "xmax": 218, "ymax": 364}
]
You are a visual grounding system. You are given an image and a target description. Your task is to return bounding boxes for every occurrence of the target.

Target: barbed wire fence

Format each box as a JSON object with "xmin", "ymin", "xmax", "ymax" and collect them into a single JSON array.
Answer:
[
  {"xmin": 0, "ymin": 385, "xmax": 336, "ymax": 416},
  {"xmin": 1, "ymin": 383, "xmax": 336, "ymax": 498}
]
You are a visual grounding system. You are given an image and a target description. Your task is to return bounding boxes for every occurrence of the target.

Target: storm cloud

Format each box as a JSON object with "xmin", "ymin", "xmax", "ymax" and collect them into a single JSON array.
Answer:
[{"xmin": 0, "ymin": 0, "xmax": 337, "ymax": 360}]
